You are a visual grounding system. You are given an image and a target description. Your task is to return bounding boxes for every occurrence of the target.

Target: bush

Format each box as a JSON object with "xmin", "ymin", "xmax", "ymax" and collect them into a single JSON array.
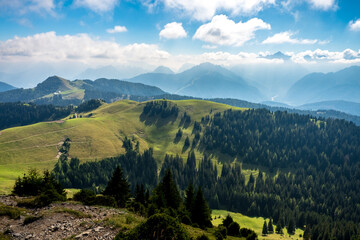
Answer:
[
  {"xmin": 228, "ymin": 222, "xmax": 240, "ymax": 236},
  {"xmin": 196, "ymin": 234, "xmax": 210, "ymax": 240},
  {"xmin": 215, "ymin": 226, "xmax": 227, "ymax": 240},
  {"xmin": 115, "ymin": 213, "xmax": 190, "ymax": 240},
  {"xmin": 73, "ymin": 189, "xmax": 96, "ymax": 204},
  {"xmin": 18, "ymin": 188, "xmax": 66, "ymax": 208},
  {"xmin": 12, "ymin": 169, "xmax": 43, "ymax": 196},
  {"xmin": 93, "ymin": 195, "xmax": 117, "ymax": 207},
  {"xmin": 181, "ymin": 215, "xmax": 192, "ymax": 225}
]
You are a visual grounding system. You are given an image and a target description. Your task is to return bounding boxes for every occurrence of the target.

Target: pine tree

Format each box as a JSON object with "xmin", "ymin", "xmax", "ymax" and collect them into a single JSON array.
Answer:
[
  {"xmin": 268, "ymin": 218, "xmax": 274, "ymax": 233},
  {"xmin": 192, "ymin": 187, "xmax": 212, "ymax": 229},
  {"xmin": 153, "ymin": 169, "xmax": 182, "ymax": 210},
  {"xmin": 275, "ymin": 221, "xmax": 282, "ymax": 234},
  {"xmin": 103, "ymin": 166, "xmax": 130, "ymax": 207},
  {"xmin": 262, "ymin": 220, "xmax": 268, "ymax": 235},
  {"xmin": 287, "ymin": 217, "xmax": 295, "ymax": 235},
  {"xmin": 185, "ymin": 181, "xmax": 195, "ymax": 213}
]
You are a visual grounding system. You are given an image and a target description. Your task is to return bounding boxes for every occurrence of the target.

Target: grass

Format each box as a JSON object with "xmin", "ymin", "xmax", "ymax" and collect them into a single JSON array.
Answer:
[
  {"xmin": 0, "ymin": 99, "xmax": 246, "ymax": 194},
  {"xmin": 104, "ymin": 210, "xmax": 145, "ymax": 230},
  {"xmin": 0, "ymin": 204, "xmax": 24, "ymax": 219},
  {"xmin": 212, "ymin": 210, "xmax": 304, "ymax": 240},
  {"xmin": 54, "ymin": 207, "xmax": 91, "ymax": 218}
]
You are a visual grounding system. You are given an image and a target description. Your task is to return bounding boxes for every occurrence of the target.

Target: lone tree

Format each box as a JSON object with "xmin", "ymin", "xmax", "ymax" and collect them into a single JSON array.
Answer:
[
  {"xmin": 262, "ymin": 220, "xmax": 268, "ymax": 235},
  {"xmin": 192, "ymin": 187, "xmax": 212, "ymax": 229},
  {"xmin": 268, "ymin": 218, "xmax": 274, "ymax": 233},
  {"xmin": 153, "ymin": 169, "xmax": 182, "ymax": 210},
  {"xmin": 103, "ymin": 166, "xmax": 130, "ymax": 207},
  {"xmin": 287, "ymin": 217, "xmax": 295, "ymax": 235}
]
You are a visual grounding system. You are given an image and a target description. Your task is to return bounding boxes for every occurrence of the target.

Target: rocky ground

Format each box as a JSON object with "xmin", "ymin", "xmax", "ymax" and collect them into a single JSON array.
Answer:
[{"xmin": 0, "ymin": 196, "xmax": 127, "ymax": 240}]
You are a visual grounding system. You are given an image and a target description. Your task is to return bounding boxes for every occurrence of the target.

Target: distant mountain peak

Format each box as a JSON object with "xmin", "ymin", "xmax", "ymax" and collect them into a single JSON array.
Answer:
[
  {"xmin": 0, "ymin": 81, "xmax": 16, "ymax": 92},
  {"xmin": 152, "ymin": 66, "xmax": 174, "ymax": 74},
  {"xmin": 36, "ymin": 76, "xmax": 73, "ymax": 93},
  {"xmin": 265, "ymin": 51, "xmax": 291, "ymax": 61}
]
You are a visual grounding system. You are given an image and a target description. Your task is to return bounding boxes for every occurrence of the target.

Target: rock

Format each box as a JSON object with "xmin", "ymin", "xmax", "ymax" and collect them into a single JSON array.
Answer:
[
  {"xmin": 94, "ymin": 226, "xmax": 104, "ymax": 232},
  {"xmin": 75, "ymin": 230, "xmax": 91, "ymax": 239}
]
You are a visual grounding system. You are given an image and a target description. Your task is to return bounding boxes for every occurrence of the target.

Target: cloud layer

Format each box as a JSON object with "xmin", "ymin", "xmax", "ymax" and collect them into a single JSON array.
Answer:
[
  {"xmin": 262, "ymin": 31, "xmax": 319, "ymax": 44},
  {"xmin": 193, "ymin": 15, "xmax": 271, "ymax": 46},
  {"xmin": 156, "ymin": 0, "xmax": 275, "ymax": 21},
  {"xmin": 159, "ymin": 22, "xmax": 187, "ymax": 39},
  {"xmin": 0, "ymin": 32, "xmax": 359, "ymax": 71},
  {"xmin": 74, "ymin": 0, "xmax": 119, "ymax": 13}
]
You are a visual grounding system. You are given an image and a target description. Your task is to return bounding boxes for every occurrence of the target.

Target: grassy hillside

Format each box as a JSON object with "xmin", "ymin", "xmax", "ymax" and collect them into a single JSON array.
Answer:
[
  {"xmin": 212, "ymin": 210, "xmax": 304, "ymax": 240},
  {"xmin": 0, "ymin": 99, "xmax": 245, "ymax": 194}
]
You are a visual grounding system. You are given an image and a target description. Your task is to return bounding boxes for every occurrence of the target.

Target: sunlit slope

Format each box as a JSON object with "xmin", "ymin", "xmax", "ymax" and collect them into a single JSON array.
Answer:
[{"xmin": 0, "ymin": 99, "xmax": 245, "ymax": 193}]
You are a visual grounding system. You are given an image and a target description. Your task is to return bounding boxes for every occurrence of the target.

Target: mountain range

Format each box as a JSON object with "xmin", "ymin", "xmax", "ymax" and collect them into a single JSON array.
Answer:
[
  {"xmin": 285, "ymin": 66, "xmax": 360, "ymax": 105},
  {"xmin": 0, "ymin": 81, "xmax": 16, "ymax": 92},
  {"xmin": 126, "ymin": 62, "xmax": 262, "ymax": 102}
]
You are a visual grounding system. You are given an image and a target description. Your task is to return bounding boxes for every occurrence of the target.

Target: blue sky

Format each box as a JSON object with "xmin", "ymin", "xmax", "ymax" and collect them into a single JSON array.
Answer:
[{"xmin": 0, "ymin": 0, "xmax": 360, "ymax": 87}]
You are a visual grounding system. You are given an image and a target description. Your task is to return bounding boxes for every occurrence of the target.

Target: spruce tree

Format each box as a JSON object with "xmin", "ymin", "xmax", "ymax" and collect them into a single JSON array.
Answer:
[
  {"xmin": 287, "ymin": 217, "xmax": 295, "ymax": 235},
  {"xmin": 268, "ymin": 218, "xmax": 274, "ymax": 233},
  {"xmin": 192, "ymin": 187, "xmax": 212, "ymax": 229},
  {"xmin": 275, "ymin": 221, "xmax": 282, "ymax": 234},
  {"xmin": 153, "ymin": 169, "xmax": 182, "ymax": 210},
  {"xmin": 185, "ymin": 181, "xmax": 195, "ymax": 213},
  {"xmin": 103, "ymin": 166, "xmax": 130, "ymax": 207},
  {"xmin": 262, "ymin": 220, "xmax": 268, "ymax": 235}
]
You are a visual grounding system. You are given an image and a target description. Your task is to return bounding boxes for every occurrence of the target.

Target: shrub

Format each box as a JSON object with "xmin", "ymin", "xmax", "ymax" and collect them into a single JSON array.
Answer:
[
  {"xmin": 73, "ymin": 189, "xmax": 96, "ymax": 204},
  {"xmin": 215, "ymin": 226, "xmax": 227, "ymax": 240},
  {"xmin": 228, "ymin": 222, "xmax": 240, "ymax": 236},
  {"xmin": 196, "ymin": 234, "xmax": 210, "ymax": 240},
  {"xmin": 115, "ymin": 213, "xmax": 190, "ymax": 240}
]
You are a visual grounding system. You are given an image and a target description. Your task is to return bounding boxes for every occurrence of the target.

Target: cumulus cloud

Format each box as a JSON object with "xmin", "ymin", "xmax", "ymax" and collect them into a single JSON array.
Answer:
[
  {"xmin": 349, "ymin": 19, "xmax": 360, "ymax": 32},
  {"xmin": 147, "ymin": 0, "xmax": 275, "ymax": 21},
  {"xmin": 0, "ymin": 32, "xmax": 170, "ymax": 66},
  {"xmin": 74, "ymin": 0, "xmax": 118, "ymax": 12},
  {"xmin": 291, "ymin": 49, "xmax": 360, "ymax": 64},
  {"xmin": 107, "ymin": 25, "xmax": 127, "ymax": 33},
  {"xmin": 262, "ymin": 31, "xmax": 318, "ymax": 44},
  {"xmin": 306, "ymin": 0, "xmax": 337, "ymax": 10},
  {"xmin": 193, "ymin": 15, "xmax": 271, "ymax": 46},
  {"xmin": 0, "ymin": 0, "xmax": 56, "ymax": 15},
  {"xmin": 159, "ymin": 22, "xmax": 187, "ymax": 39}
]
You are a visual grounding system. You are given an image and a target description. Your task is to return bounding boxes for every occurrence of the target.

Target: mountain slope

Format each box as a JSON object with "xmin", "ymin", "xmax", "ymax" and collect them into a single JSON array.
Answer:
[
  {"xmin": 0, "ymin": 76, "xmax": 166, "ymax": 105},
  {"xmin": 0, "ymin": 99, "xmax": 243, "ymax": 193},
  {"xmin": 285, "ymin": 66, "xmax": 360, "ymax": 105},
  {"xmin": 0, "ymin": 81, "xmax": 16, "ymax": 92},
  {"xmin": 298, "ymin": 100, "xmax": 360, "ymax": 116},
  {"xmin": 126, "ymin": 63, "xmax": 262, "ymax": 102}
]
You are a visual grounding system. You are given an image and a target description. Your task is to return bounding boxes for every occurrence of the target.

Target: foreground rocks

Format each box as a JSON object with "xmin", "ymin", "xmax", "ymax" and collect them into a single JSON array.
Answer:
[{"xmin": 0, "ymin": 196, "xmax": 126, "ymax": 240}]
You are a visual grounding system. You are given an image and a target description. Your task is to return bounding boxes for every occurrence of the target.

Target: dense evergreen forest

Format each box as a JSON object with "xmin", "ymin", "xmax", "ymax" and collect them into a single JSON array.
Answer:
[
  {"xmin": 0, "ymin": 102, "xmax": 73, "ymax": 130},
  {"xmin": 0, "ymin": 100, "xmax": 103, "ymax": 130},
  {"xmin": 53, "ymin": 103, "xmax": 360, "ymax": 239}
]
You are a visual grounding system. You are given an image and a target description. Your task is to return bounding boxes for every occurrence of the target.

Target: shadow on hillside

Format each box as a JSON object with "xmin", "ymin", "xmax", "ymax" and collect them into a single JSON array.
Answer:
[{"xmin": 139, "ymin": 113, "xmax": 177, "ymax": 128}]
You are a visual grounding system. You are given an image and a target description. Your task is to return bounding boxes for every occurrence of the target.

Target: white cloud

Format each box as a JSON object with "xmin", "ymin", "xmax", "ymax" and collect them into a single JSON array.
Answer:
[
  {"xmin": 149, "ymin": 0, "xmax": 275, "ymax": 21},
  {"xmin": 0, "ymin": 32, "xmax": 170, "ymax": 66},
  {"xmin": 159, "ymin": 22, "xmax": 187, "ymax": 39},
  {"xmin": 202, "ymin": 45, "xmax": 218, "ymax": 49},
  {"xmin": 0, "ymin": 0, "xmax": 56, "ymax": 15},
  {"xmin": 291, "ymin": 49, "xmax": 360, "ymax": 64},
  {"xmin": 262, "ymin": 31, "xmax": 318, "ymax": 44},
  {"xmin": 193, "ymin": 15, "xmax": 271, "ymax": 46},
  {"xmin": 107, "ymin": 25, "xmax": 128, "ymax": 33},
  {"xmin": 0, "ymin": 32, "xmax": 359, "ymax": 71},
  {"xmin": 306, "ymin": 0, "xmax": 337, "ymax": 10},
  {"xmin": 74, "ymin": 0, "xmax": 118, "ymax": 12},
  {"xmin": 349, "ymin": 19, "xmax": 360, "ymax": 32}
]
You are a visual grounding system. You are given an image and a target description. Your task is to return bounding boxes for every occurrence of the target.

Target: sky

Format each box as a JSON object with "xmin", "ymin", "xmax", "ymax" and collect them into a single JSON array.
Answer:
[{"xmin": 0, "ymin": 0, "xmax": 360, "ymax": 87}]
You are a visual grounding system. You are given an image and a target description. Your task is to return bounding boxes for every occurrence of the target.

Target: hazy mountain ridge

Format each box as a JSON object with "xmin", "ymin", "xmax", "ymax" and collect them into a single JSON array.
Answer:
[
  {"xmin": 126, "ymin": 62, "xmax": 263, "ymax": 102},
  {"xmin": 285, "ymin": 66, "xmax": 360, "ymax": 105},
  {"xmin": 0, "ymin": 81, "xmax": 16, "ymax": 92}
]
